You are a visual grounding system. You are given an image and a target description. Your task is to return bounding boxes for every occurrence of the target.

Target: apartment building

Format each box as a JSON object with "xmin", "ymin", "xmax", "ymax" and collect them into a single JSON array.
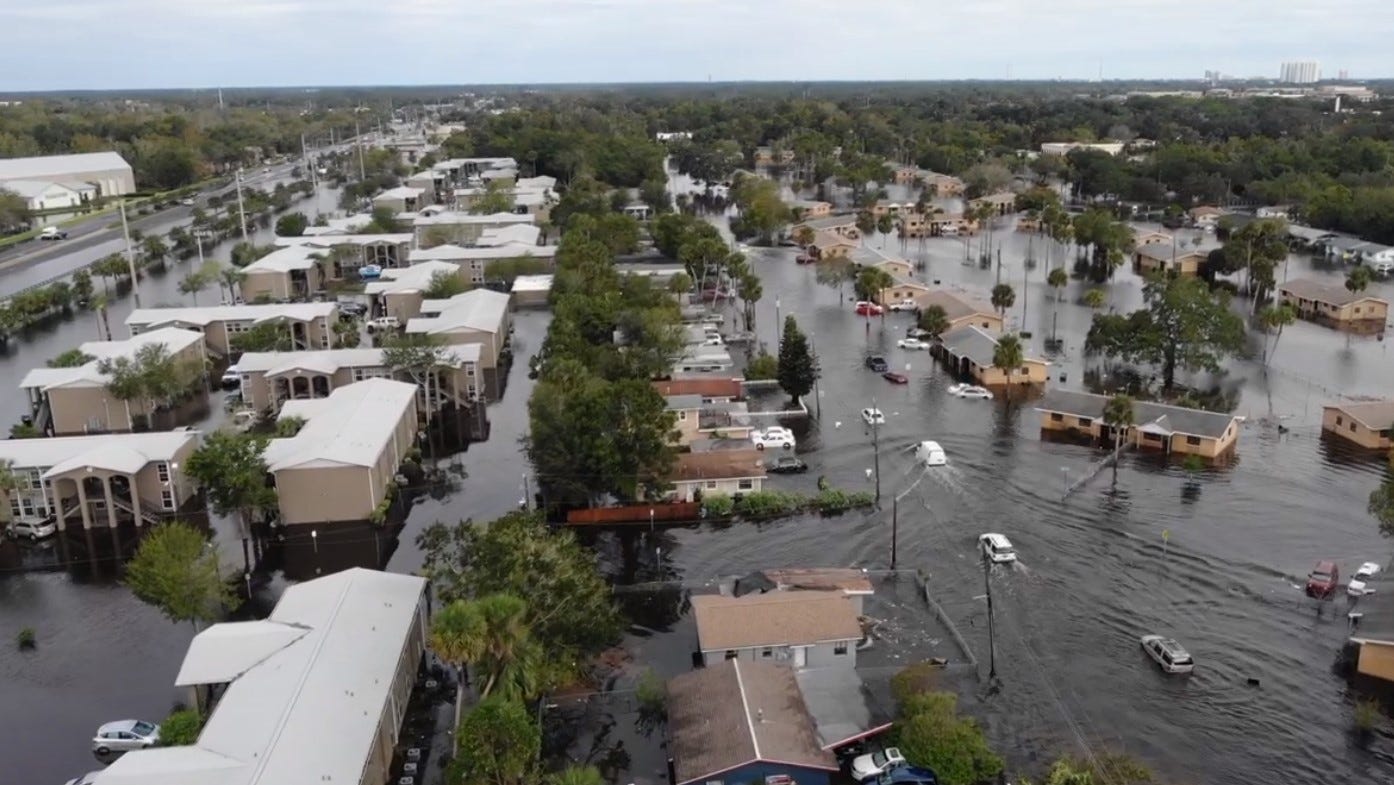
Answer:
[{"xmin": 127, "ymin": 303, "xmax": 338, "ymax": 357}]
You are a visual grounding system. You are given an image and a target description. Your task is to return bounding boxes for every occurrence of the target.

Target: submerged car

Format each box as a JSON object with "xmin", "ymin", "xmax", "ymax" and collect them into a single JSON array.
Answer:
[
  {"xmin": 914, "ymin": 440, "xmax": 948, "ymax": 467},
  {"xmin": 947, "ymin": 383, "xmax": 993, "ymax": 399},
  {"xmin": 750, "ymin": 426, "xmax": 796, "ymax": 451},
  {"xmin": 865, "ymin": 355, "xmax": 889, "ymax": 372},
  {"xmin": 766, "ymin": 456, "xmax": 809, "ymax": 474},
  {"xmin": 886, "ymin": 301, "xmax": 916, "ymax": 312},
  {"xmin": 896, "ymin": 338, "xmax": 929, "ymax": 351},
  {"xmin": 1140, "ymin": 634, "xmax": 1195, "ymax": 674},
  {"xmin": 882, "ymin": 371, "xmax": 909, "ymax": 385},
  {"xmin": 358, "ymin": 264, "xmax": 383, "ymax": 280},
  {"xmin": 854, "ymin": 301, "xmax": 885, "ymax": 316},
  {"xmin": 979, "ymin": 533, "xmax": 1017, "ymax": 564},
  {"xmin": 220, "ymin": 365, "xmax": 242, "ymax": 389},
  {"xmin": 850, "ymin": 747, "xmax": 906, "ymax": 782},
  {"xmin": 1348, "ymin": 562, "xmax": 1381, "ymax": 596},
  {"xmin": 9, "ymin": 518, "xmax": 57, "ymax": 540},
  {"xmin": 861, "ymin": 407, "xmax": 886, "ymax": 426},
  {"xmin": 1306, "ymin": 560, "xmax": 1340, "ymax": 600},
  {"xmin": 93, "ymin": 719, "xmax": 160, "ymax": 754}
]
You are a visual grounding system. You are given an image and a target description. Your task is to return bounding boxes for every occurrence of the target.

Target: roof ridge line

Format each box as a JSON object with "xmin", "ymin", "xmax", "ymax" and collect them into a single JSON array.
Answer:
[{"xmin": 732, "ymin": 660, "xmax": 761, "ymax": 760}]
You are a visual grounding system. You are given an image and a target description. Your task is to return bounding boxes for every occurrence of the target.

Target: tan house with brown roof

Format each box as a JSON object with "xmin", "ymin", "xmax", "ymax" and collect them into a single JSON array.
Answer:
[
  {"xmin": 969, "ymin": 191, "xmax": 1018, "ymax": 216},
  {"xmin": 899, "ymin": 211, "xmax": 978, "ymax": 238},
  {"xmin": 670, "ymin": 449, "xmax": 767, "ymax": 501},
  {"xmin": 923, "ymin": 172, "xmax": 966, "ymax": 197},
  {"xmin": 875, "ymin": 277, "xmax": 931, "ymax": 309},
  {"xmin": 1322, "ymin": 401, "xmax": 1394, "ymax": 450},
  {"xmin": 1279, "ymin": 278, "xmax": 1389, "ymax": 330},
  {"xmin": 666, "ymin": 660, "xmax": 839, "ymax": 785},
  {"xmin": 1189, "ymin": 205, "xmax": 1226, "ymax": 227},
  {"xmin": 1133, "ymin": 229, "xmax": 1173, "ymax": 247},
  {"xmin": 1037, "ymin": 389, "xmax": 1242, "ymax": 460},
  {"xmin": 1135, "ymin": 244, "xmax": 1207, "ymax": 277},
  {"xmin": 916, "ymin": 290, "xmax": 1004, "ymax": 332},
  {"xmin": 264, "ymin": 379, "xmax": 419, "ymax": 525},
  {"xmin": 810, "ymin": 230, "xmax": 858, "ymax": 260},
  {"xmin": 791, "ymin": 214, "xmax": 861, "ymax": 242},
  {"xmin": 652, "ymin": 377, "xmax": 744, "ymax": 402},
  {"xmin": 691, "ymin": 591, "xmax": 862, "ymax": 668},
  {"xmin": 936, "ymin": 324, "xmax": 1049, "ymax": 388},
  {"xmin": 789, "ymin": 199, "xmax": 832, "ymax": 219}
]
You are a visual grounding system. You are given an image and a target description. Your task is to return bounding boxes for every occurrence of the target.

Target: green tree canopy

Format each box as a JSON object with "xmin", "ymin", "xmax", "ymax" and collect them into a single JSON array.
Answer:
[
  {"xmin": 184, "ymin": 431, "xmax": 277, "ymax": 538},
  {"xmin": 430, "ymin": 593, "xmax": 555, "ymax": 702},
  {"xmin": 450, "ymin": 698, "xmax": 539, "ymax": 785},
  {"xmin": 919, "ymin": 305, "xmax": 951, "ymax": 337},
  {"xmin": 124, "ymin": 521, "xmax": 236, "ymax": 629},
  {"xmin": 777, "ymin": 315, "xmax": 819, "ymax": 405}
]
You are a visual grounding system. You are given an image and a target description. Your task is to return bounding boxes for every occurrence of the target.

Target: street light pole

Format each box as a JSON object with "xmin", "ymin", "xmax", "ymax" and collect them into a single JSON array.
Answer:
[
  {"xmin": 871, "ymin": 397, "xmax": 882, "ymax": 505},
  {"xmin": 119, "ymin": 200, "xmax": 141, "ymax": 308},
  {"xmin": 891, "ymin": 496, "xmax": 898, "ymax": 569},
  {"xmin": 775, "ymin": 298, "xmax": 782, "ymax": 346},
  {"xmin": 234, "ymin": 170, "xmax": 248, "ymax": 242},
  {"xmin": 983, "ymin": 549, "xmax": 997, "ymax": 680}
]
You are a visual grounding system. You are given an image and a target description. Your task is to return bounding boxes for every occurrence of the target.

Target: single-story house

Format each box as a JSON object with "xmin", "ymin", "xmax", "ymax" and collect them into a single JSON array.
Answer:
[
  {"xmin": 1322, "ymin": 400, "xmax": 1394, "ymax": 450},
  {"xmin": 743, "ymin": 568, "xmax": 875, "ymax": 615},
  {"xmin": 20, "ymin": 328, "xmax": 208, "ymax": 435},
  {"xmin": 1036, "ymin": 389, "xmax": 1242, "ymax": 459},
  {"xmin": 869, "ymin": 199, "xmax": 913, "ymax": 218},
  {"xmin": 2, "ymin": 178, "xmax": 85, "ymax": 211},
  {"xmin": 935, "ymin": 324, "xmax": 1049, "ymax": 388},
  {"xmin": 921, "ymin": 172, "xmax": 966, "ymax": 197},
  {"xmin": 847, "ymin": 246, "xmax": 913, "ymax": 279},
  {"xmin": 92, "ymin": 569, "xmax": 428, "ymax": 785},
  {"xmin": 969, "ymin": 191, "xmax": 1018, "ymax": 216},
  {"xmin": 364, "ymin": 261, "xmax": 465, "ymax": 321},
  {"xmin": 1132, "ymin": 229, "xmax": 1173, "ymax": 247},
  {"xmin": 789, "ymin": 199, "xmax": 832, "ymax": 219},
  {"xmin": 875, "ymin": 276, "xmax": 931, "ymax": 309},
  {"xmin": 264, "ymin": 379, "xmax": 419, "ymax": 525},
  {"xmin": 899, "ymin": 211, "xmax": 978, "ymax": 238},
  {"xmin": 666, "ymin": 660, "xmax": 839, "ymax": 785},
  {"xmin": 887, "ymin": 163, "xmax": 921, "ymax": 185},
  {"xmin": 690, "ymin": 590, "xmax": 862, "ymax": 668},
  {"xmin": 1189, "ymin": 206, "xmax": 1225, "ymax": 228},
  {"xmin": 916, "ymin": 290, "xmax": 1003, "ymax": 332},
  {"xmin": 810, "ymin": 230, "xmax": 859, "ymax": 260},
  {"xmin": 791, "ymin": 215, "xmax": 861, "ymax": 242},
  {"xmin": 0, "ymin": 430, "xmax": 198, "ymax": 531},
  {"xmin": 1134, "ymin": 244, "xmax": 1208, "ymax": 277},
  {"xmin": 670, "ymin": 449, "xmax": 766, "ymax": 502},
  {"xmin": 1278, "ymin": 278, "xmax": 1390, "ymax": 329},
  {"xmin": 127, "ymin": 303, "xmax": 338, "ymax": 357},
  {"xmin": 652, "ymin": 377, "xmax": 744, "ymax": 403}
]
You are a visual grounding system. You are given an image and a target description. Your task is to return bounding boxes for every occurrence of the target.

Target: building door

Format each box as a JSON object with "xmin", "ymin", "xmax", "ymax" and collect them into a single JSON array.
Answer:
[{"xmin": 794, "ymin": 647, "xmax": 807, "ymax": 668}]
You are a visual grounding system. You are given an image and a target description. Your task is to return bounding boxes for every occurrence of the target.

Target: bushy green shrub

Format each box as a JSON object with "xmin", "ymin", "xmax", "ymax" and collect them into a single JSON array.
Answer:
[
  {"xmin": 702, "ymin": 493, "xmax": 734, "ymax": 518},
  {"xmin": 813, "ymin": 488, "xmax": 875, "ymax": 514},
  {"xmin": 734, "ymin": 490, "xmax": 805, "ymax": 518},
  {"xmin": 746, "ymin": 352, "xmax": 778, "ymax": 380}
]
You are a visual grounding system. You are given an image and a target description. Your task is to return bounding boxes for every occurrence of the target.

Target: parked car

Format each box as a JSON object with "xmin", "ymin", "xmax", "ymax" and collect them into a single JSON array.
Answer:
[
  {"xmin": 9, "ymin": 517, "xmax": 57, "ymax": 540},
  {"xmin": 1139, "ymin": 634, "xmax": 1195, "ymax": 674},
  {"xmin": 882, "ymin": 371, "xmax": 909, "ymax": 384},
  {"xmin": 887, "ymin": 301, "xmax": 916, "ymax": 312},
  {"xmin": 767, "ymin": 456, "xmax": 809, "ymax": 474},
  {"xmin": 220, "ymin": 366, "xmax": 242, "ymax": 389},
  {"xmin": 873, "ymin": 766, "xmax": 940, "ymax": 785},
  {"xmin": 39, "ymin": 227, "xmax": 68, "ymax": 240},
  {"xmin": 861, "ymin": 407, "xmax": 886, "ymax": 426},
  {"xmin": 854, "ymin": 301, "xmax": 885, "ymax": 316},
  {"xmin": 914, "ymin": 440, "xmax": 948, "ymax": 467},
  {"xmin": 359, "ymin": 264, "xmax": 383, "ymax": 280},
  {"xmin": 337, "ymin": 301, "xmax": 368, "ymax": 319},
  {"xmin": 865, "ymin": 355, "xmax": 889, "ymax": 372},
  {"xmin": 1306, "ymin": 560, "xmax": 1340, "ymax": 599},
  {"xmin": 179, "ymin": 198, "xmax": 195, "ymax": 207},
  {"xmin": 367, "ymin": 316, "xmax": 401, "ymax": 333},
  {"xmin": 979, "ymin": 533, "xmax": 1017, "ymax": 563},
  {"xmin": 896, "ymin": 338, "xmax": 929, "ymax": 351},
  {"xmin": 906, "ymin": 327, "xmax": 932, "ymax": 340},
  {"xmin": 229, "ymin": 409, "xmax": 257, "ymax": 433},
  {"xmin": 947, "ymin": 383, "xmax": 993, "ymax": 399},
  {"xmin": 1348, "ymin": 562, "xmax": 1381, "ymax": 596},
  {"xmin": 850, "ymin": 747, "xmax": 906, "ymax": 782},
  {"xmin": 93, "ymin": 720, "xmax": 160, "ymax": 754},
  {"xmin": 750, "ymin": 426, "xmax": 796, "ymax": 451}
]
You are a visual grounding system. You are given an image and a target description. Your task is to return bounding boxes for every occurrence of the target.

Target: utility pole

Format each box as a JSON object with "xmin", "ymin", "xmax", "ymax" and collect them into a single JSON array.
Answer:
[
  {"xmin": 354, "ymin": 120, "xmax": 367, "ymax": 181},
  {"xmin": 871, "ymin": 397, "xmax": 882, "ymax": 505},
  {"xmin": 995, "ymin": 247, "xmax": 1003, "ymax": 285},
  {"xmin": 775, "ymin": 298, "xmax": 782, "ymax": 346},
  {"xmin": 891, "ymin": 495, "xmax": 898, "ymax": 569},
  {"xmin": 234, "ymin": 170, "xmax": 248, "ymax": 242},
  {"xmin": 1022, "ymin": 258, "xmax": 1029, "ymax": 328},
  {"xmin": 983, "ymin": 550, "xmax": 998, "ymax": 680},
  {"xmin": 120, "ymin": 200, "xmax": 141, "ymax": 308},
  {"xmin": 302, "ymin": 133, "xmax": 316, "ymax": 191}
]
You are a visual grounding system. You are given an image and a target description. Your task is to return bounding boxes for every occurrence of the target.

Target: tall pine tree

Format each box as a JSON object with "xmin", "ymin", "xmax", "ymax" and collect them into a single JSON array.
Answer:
[{"xmin": 776, "ymin": 315, "xmax": 819, "ymax": 406}]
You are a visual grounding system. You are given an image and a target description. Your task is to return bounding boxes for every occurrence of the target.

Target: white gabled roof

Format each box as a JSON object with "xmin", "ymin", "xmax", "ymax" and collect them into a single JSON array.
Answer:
[
  {"xmin": 240, "ymin": 245, "xmax": 320, "ymax": 274},
  {"xmin": 364, "ymin": 261, "xmax": 460, "ymax": 295},
  {"xmin": 373, "ymin": 185, "xmax": 425, "ymax": 201},
  {"xmin": 412, "ymin": 210, "xmax": 535, "ymax": 227},
  {"xmin": 1, "ymin": 178, "xmax": 77, "ymax": 199},
  {"xmin": 477, "ymin": 223, "xmax": 541, "ymax": 247},
  {"xmin": 512, "ymin": 274, "xmax": 554, "ymax": 293},
  {"xmin": 95, "ymin": 568, "xmax": 427, "ymax": 785},
  {"xmin": 263, "ymin": 378, "xmax": 417, "ymax": 470},
  {"xmin": 406, "ymin": 289, "xmax": 510, "ymax": 336},
  {"xmin": 19, "ymin": 327, "xmax": 204, "ymax": 391},
  {"xmin": 127, "ymin": 303, "xmax": 337, "ymax": 329},
  {"xmin": 0, "ymin": 431, "xmax": 195, "ymax": 475},
  {"xmin": 0, "ymin": 151, "xmax": 131, "ymax": 181},
  {"xmin": 276, "ymin": 233, "xmax": 412, "ymax": 248}
]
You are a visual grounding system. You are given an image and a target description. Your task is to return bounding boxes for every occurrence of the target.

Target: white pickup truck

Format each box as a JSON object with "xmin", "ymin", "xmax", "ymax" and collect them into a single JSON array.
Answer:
[{"xmin": 38, "ymin": 227, "xmax": 68, "ymax": 240}]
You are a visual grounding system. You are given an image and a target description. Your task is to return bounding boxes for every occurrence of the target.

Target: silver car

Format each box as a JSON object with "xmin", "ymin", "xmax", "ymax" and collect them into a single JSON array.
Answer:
[{"xmin": 93, "ymin": 719, "xmax": 160, "ymax": 754}]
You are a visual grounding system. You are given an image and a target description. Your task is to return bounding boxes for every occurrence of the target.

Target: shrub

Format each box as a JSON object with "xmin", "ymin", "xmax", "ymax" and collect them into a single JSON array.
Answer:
[
  {"xmin": 16, "ymin": 628, "xmax": 36, "ymax": 650},
  {"xmin": 734, "ymin": 490, "xmax": 805, "ymax": 519},
  {"xmin": 746, "ymin": 352, "xmax": 778, "ymax": 380},
  {"xmin": 814, "ymin": 488, "xmax": 874, "ymax": 514},
  {"xmin": 159, "ymin": 708, "xmax": 203, "ymax": 746},
  {"xmin": 702, "ymin": 493, "xmax": 734, "ymax": 518}
]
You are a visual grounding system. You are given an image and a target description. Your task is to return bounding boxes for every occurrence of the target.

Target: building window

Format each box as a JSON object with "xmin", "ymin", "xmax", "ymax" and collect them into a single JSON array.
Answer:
[
  {"xmin": 1078, "ymin": 417, "xmax": 1093, "ymax": 427},
  {"xmin": 352, "ymin": 367, "xmax": 392, "ymax": 382},
  {"xmin": 160, "ymin": 490, "xmax": 175, "ymax": 510},
  {"xmin": 834, "ymin": 642, "xmax": 849, "ymax": 656},
  {"xmin": 677, "ymin": 411, "xmax": 687, "ymax": 421},
  {"xmin": 738, "ymin": 479, "xmax": 754, "ymax": 490},
  {"xmin": 225, "ymin": 321, "xmax": 250, "ymax": 334},
  {"xmin": 1186, "ymin": 436, "xmax": 1201, "ymax": 446},
  {"xmin": 1144, "ymin": 432, "xmax": 1161, "ymax": 441},
  {"xmin": 1351, "ymin": 422, "xmax": 1357, "ymax": 432},
  {"xmin": 157, "ymin": 462, "xmax": 170, "ymax": 483},
  {"xmin": 1336, "ymin": 416, "xmax": 1344, "ymax": 426},
  {"xmin": 706, "ymin": 481, "xmax": 717, "ymax": 489},
  {"xmin": 1050, "ymin": 413, "xmax": 1064, "ymax": 422},
  {"xmin": 761, "ymin": 647, "xmax": 773, "ymax": 658}
]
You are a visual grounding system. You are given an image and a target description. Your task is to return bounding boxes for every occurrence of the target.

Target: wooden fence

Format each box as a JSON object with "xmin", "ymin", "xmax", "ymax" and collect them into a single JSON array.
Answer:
[{"xmin": 565, "ymin": 502, "xmax": 702, "ymax": 526}]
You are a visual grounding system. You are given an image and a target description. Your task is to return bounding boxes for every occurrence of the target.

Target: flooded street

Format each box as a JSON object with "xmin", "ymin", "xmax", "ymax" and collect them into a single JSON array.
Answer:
[{"xmin": 3, "ymin": 167, "xmax": 1394, "ymax": 784}]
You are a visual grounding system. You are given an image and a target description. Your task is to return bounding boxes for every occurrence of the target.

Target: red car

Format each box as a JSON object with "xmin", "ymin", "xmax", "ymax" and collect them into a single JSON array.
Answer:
[
  {"xmin": 882, "ymin": 372, "xmax": 909, "ymax": 384},
  {"xmin": 1306, "ymin": 560, "xmax": 1340, "ymax": 600},
  {"xmin": 855, "ymin": 301, "xmax": 885, "ymax": 316}
]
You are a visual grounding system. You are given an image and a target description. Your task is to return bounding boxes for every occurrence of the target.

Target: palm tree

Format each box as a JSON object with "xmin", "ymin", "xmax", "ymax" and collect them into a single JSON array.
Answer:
[
  {"xmin": 141, "ymin": 236, "xmax": 169, "ymax": 269},
  {"xmin": 992, "ymin": 333, "xmax": 1025, "ymax": 401},
  {"xmin": 918, "ymin": 304, "xmax": 950, "ymax": 338},
  {"xmin": 990, "ymin": 283, "xmax": 1016, "ymax": 319},
  {"xmin": 1047, "ymin": 267, "xmax": 1068, "ymax": 302},
  {"xmin": 855, "ymin": 211, "xmax": 876, "ymax": 246},
  {"xmin": 179, "ymin": 271, "xmax": 210, "ymax": 305},
  {"xmin": 220, "ymin": 268, "xmax": 246, "ymax": 304},
  {"xmin": 1083, "ymin": 287, "xmax": 1107, "ymax": 313},
  {"xmin": 92, "ymin": 293, "xmax": 112, "ymax": 341},
  {"xmin": 429, "ymin": 593, "xmax": 548, "ymax": 704},
  {"xmin": 1103, "ymin": 394, "xmax": 1135, "ymax": 485},
  {"xmin": 876, "ymin": 213, "xmax": 894, "ymax": 248},
  {"xmin": 1259, "ymin": 302, "xmax": 1296, "ymax": 365}
]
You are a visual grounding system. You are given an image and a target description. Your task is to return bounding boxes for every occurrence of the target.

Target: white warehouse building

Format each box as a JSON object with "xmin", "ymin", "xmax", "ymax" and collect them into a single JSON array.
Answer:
[{"xmin": 0, "ymin": 151, "xmax": 136, "ymax": 206}]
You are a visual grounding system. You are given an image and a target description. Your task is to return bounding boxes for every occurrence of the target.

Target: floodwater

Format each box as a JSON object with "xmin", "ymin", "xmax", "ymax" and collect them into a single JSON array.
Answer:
[{"xmin": 4, "ymin": 164, "xmax": 1394, "ymax": 785}]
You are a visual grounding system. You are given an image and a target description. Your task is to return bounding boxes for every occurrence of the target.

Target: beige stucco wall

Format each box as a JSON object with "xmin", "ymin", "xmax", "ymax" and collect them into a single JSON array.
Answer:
[
  {"xmin": 383, "ymin": 292, "xmax": 425, "ymax": 322},
  {"xmin": 1136, "ymin": 253, "xmax": 1204, "ymax": 277},
  {"xmin": 672, "ymin": 408, "xmax": 703, "ymax": 445},
  {"xmin": 945, "ymin": 312, "xmax": 1004, "ymax": 333},
  {"xmin": 975, "ymin": 358, "xmax": 1050, "ymax": 386},
  {"xmin": 1040, "ymin": 412, "xmax": 1237, "ymax": 459},
  {"xmin": 275, "ymin": 464, "xmax": 379, "ymax": 524},
  {"xmin": 1281, "ymin": 292, "xmax": 1390, "ymax": 324},
  {"xmin": 672, "ymin": 476, "xmax": 763, "ymax": 502},
  {"xmin": 1323, "ymin": 407, "xmax": 1393, "ymax": 450},
  {"xmin": 876, "ymin": 283, "xmax": 927, "ymax": 307}
]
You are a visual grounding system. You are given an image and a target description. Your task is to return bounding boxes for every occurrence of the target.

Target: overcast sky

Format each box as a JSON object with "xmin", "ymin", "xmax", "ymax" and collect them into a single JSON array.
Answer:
[{"xmin": 3, "ymin": 0, "xmax": 1391, "ymax": 91}]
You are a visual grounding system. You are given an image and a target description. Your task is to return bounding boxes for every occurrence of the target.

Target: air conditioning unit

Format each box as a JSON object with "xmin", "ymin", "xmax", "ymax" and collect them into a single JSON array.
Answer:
[
  {"xmin": 398, "ymin": 778, "xmax": 415, "ymax": 785},
  {"xmin": 404, "ymin": 763, "xmax": 419, "ymax": 775},
  {"xmin": 406, "ymin": 748, "xmax": 422, "ymax": 761}
]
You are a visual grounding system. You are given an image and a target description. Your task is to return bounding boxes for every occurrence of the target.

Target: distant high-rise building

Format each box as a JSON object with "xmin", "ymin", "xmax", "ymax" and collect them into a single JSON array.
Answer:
[
  {"xmin": 1280, "ymin": 61, "xmax": 1320, "ymax": 84},
  {"xmin": 1339, "ymin": 69, "xmax": 1350, "ymax": 80}
]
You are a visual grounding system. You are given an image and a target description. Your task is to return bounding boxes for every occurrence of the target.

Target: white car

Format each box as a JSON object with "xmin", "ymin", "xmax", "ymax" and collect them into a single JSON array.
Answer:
[
  {"xmin": 861, "ymin": 407, "xmax": 886, "ymax": 426},
  {"xmin": 979, "ymin": 533, "xmax": 1017, "ymax": 563},
  {"xmin": 896, "ymin": 337, "xmax": 929, "ymax": 351},
  {"xmin": 9, "ymin": 518, "xmax": 57, "ymax": 540},
  {"xmin": 947, "ymin": 383, "xmax": 993, "ymax": 400},
  {"xmin": 750, "ymin": 426, "xmax": 796, "ymax": 451},
  {"xmin": 914, "ymin": 440, "xmax": 947, "ymax": 466},
  {"xmin": 906, "ymin": 327, "xmax": 932, "ymax": 340},
  {"xmin": 93, "ymin": 719, "xmax": 161, "ymax": 754},
  {"xmin": 887, "ymin": 301, "xmax": 916, "ymax": 312},
  {"xmin": 850, "ymin": 747, "xmax": 907, "ymax": 782},
  {"xmin": 220, "ymin": 365, "xmax": 242, "ymax": 389},
  {"xmin": 1348, "ymin": 562, "xmax": 1382, "ymax": 596},
  {"xmin": 367, "ymin": 316, "xmax": 401, "ymax": 332},
  {"xmin": 1140, "ymin": 635, "xmax": 1195, "ymax": 674}
]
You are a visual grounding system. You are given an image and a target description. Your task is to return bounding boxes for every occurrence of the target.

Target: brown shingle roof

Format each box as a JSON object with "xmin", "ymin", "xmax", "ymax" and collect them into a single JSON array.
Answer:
[
  {"xmin": 667, "ymin": 660, "xmax": 837, "ymax": 785},
  {"xmin": 673, "ymin": 450, "xmax": 767, "ymax": 483},
  {"xmin": 916, "ymin": 289, "xmax": 996, "ymax": 322},
  {"xmin": 812, "ymin": 230, "xmax": 857, "ymax": 250},
  {"xmin": 653, "ymin": 378, "xmax": 744, "ymax": 400},
  {"xmin": 1281, "ymin": 278, "xmax": 1389, "ymax": 308},
  {"xmin": 762, "ymin": 568, "xmax": 874, "ymax": 595},
  {"xmin": 1325, "ymin": 400, "xmax": 1394, "ymax": 430},
  {"xmin": 692, "ymin": 591, "xmax": 861, "ymax": 651}
]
